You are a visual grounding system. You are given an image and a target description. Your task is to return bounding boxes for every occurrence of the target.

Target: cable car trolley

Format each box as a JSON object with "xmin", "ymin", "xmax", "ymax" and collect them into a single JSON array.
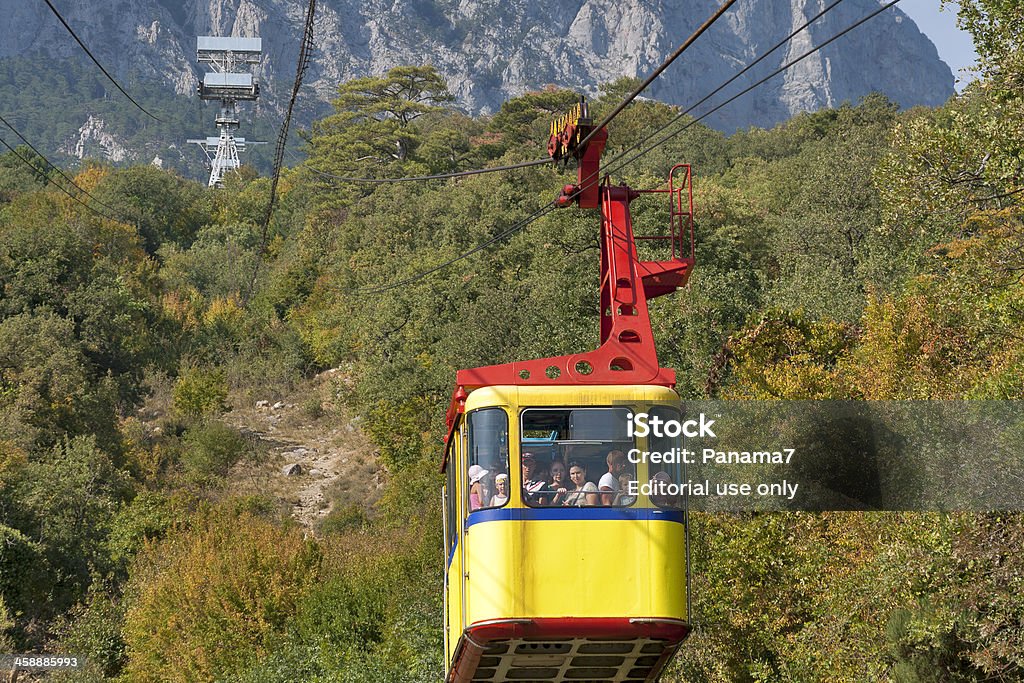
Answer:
[{"xmin": 442, "ymin": 98, "xmax": 697, "ymax": 682}]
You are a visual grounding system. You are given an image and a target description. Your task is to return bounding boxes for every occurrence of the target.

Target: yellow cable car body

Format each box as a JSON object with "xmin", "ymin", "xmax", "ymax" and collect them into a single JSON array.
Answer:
[
  {"xmin": 443, "ymin": 385, "xmax": 690, "ymax": 682},
  {"xmin": 442, "ymin": 106, "xmax": 696, "ymax": 681}
]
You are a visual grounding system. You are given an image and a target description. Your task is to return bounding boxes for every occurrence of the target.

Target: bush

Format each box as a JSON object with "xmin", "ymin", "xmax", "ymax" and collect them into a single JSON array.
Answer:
[
  {"xmin": 15, "ymin": 436, "xmax": 131, "ymax": 621},
  {"xmin": 106, "ymin": 490, "xmax": 183, "ymax": 571},
  {"xmin": 237, "ymin": 517, "xmax": 443, "ymax": 683},
  {"xmin": 172, "ymin": 367, "xmax": 228, "ymax": 418},
  {"xmin": 53, "ymin": 584, "xmax": 127, "ymax": 679},
  {"xmin": 0, "ymin": 524, "xmax": 45, "ymax": 641},
  {"xmin": 180, "ymin": 420, "xmax": 248, "ymax": 479},
  {"xmin": 319, "ymin": 504, "xmax": 368, "ymax": 534},
  {"xmin": 122, "ymin": 508, "xmax": 322, "ymax": 682},
  {"xmin": 0, "ymin": 596, "xmax": 15, "ymax": 652}
]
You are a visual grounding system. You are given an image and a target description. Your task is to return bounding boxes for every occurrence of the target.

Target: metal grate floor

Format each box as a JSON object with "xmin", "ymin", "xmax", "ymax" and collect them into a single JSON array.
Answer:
[{"xmin": 469, "ymin": 637, "xmax": 673, "ymax": 682}]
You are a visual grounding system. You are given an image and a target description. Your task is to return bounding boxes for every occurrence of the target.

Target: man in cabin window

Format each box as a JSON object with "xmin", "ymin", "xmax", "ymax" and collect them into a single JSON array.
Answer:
[
  {"xmin": 599, "ymin": 450, "xmax": 627, "ymax": 505},
  {"xmin": 521, "ymin": 452, "xmax": 545, "ymax": 505}
]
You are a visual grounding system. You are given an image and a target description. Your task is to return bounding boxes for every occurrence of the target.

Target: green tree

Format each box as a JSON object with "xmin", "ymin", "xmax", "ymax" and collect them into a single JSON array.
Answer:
[
  {"xmin": 0, "ymin": 312, "xmax": 120, "ymax": 452},
  {"xmin": 8, "ymin": 436, "xmax": 131, "ymax": 631},
  {"xmin": 0, "ymin": 188, "xmax": 164, "ymax": 408},
  {"xmin": 92, "ymin": 166, "xmax": 211, "ymax": 253},
  {"xmin": 309, "ymin": 65, "xmax": 455, "ymax": 185}
]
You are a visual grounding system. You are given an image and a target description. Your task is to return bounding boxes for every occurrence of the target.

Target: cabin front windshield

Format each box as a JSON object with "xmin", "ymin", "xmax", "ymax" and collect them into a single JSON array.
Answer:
[
  {"xmin": 467, "ymin": 408, "xmax": 510, "ymax": 513},
  {"xmin": 520, "ymin": 407, "xmax": 635, "ymax": 507}
]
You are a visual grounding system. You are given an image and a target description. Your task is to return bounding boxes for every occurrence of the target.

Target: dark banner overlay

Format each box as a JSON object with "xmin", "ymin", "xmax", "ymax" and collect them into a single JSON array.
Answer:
[{"xmin": 635, "ymin": 401, "xmax": 1024, "ymax": 512}]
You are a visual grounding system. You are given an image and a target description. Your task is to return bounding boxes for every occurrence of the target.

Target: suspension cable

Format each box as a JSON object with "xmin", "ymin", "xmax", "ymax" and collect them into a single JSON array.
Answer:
[
  {"xmin": 596, "ymin": 0, "xmax": 848, "ymax": 180},
  {"xmin": 0, "ymin": 136, "xmax": 129, "ymax": 225},
  {"xmin": 578, "ymin": 0, "xmax": 738, "ymax": 149},
  {"xmin": 353, "ymin": 0, "xmax": 900, "ymax": 295},
  {"xmin": 41, "ymin": 0, "xmax": 162, "ymax": 122},
  {"xmin": 0, "ymin": 113, "xmax": 121, "ymax": 214},
  {"xmin": 604, "ymin": 0, "xmax": 903, "ymax": 181},
  {"xmin": 247, "ymin": 0, "xmax": 317, "ymax": 300}
]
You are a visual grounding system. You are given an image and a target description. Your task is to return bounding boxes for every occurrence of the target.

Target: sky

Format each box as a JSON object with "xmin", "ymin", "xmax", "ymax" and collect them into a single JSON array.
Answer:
[{"xmin": 896, "ymin": 0, "xmax": 979, "ymax": 90}]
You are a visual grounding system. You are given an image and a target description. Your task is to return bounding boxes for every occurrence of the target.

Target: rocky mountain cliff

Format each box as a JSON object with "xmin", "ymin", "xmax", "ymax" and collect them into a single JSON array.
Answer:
[{"xmin": 0, "ymin": 0, "xmax": 953, "ymax": 164}]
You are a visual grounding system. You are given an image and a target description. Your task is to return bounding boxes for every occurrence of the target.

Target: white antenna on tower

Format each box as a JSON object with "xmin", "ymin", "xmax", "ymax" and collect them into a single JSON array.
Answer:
[{"xmin": 188, "ymin": 36, "xmax": 265, "ymax": 188}]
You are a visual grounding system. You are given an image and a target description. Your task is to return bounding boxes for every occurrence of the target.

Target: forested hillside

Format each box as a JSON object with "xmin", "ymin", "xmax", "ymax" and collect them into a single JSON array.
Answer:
[{"xmin": 0, "ymin": 1, "xmax": 1021, "ymax": 681}]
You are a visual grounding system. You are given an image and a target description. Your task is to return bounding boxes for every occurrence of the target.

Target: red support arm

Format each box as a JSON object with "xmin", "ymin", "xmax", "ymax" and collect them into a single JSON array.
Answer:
[{"xmin": 444, "ymin": 109, "xmax": 696, "ymax": 439}]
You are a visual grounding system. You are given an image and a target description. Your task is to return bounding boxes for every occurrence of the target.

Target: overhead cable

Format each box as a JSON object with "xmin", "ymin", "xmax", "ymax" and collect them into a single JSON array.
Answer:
[
  {"xmin": 0, "ymin": 136, "xmax": 129, "ymax": 225},
  {"xmin": 578, "ymin": 0, "xmax": 739, "ymax": 149},
  {"xmin": 604, "ymin": 0, "xmax": 903, "ymax": 180},
  {"xmin": 596, "ymin": 0, "xmax": 848, "ymax": 180},
  {"xmin": 247, "ymin": 0, "xmax": 317, "ymax": 300},
  {"xmin": 304, "ymin": 157, "xmax": 553, "ymax": 183},
  {"xmin": 41, "ymin": 0, "xmax": 162, "ymax": 122},
  {"xmin": 0, "ymin": 112, "xmax": 120, "ymax": 214}
]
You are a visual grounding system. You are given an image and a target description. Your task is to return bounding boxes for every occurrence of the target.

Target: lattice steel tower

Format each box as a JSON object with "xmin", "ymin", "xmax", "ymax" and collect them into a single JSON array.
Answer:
[{"xmin": 188, "ymin": 36, "xmax": 262, "ymax": 188}]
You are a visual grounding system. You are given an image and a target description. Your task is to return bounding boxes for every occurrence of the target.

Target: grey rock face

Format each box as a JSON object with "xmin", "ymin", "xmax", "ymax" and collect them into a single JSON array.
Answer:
[{"xmin": 0, "ymin": 0, "xmax": 953, "ymax": 133}]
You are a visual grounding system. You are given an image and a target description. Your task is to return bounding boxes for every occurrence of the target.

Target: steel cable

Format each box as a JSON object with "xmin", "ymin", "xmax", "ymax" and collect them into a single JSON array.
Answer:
[
  {"xmin": 354, "ymin": 0, "xmax": 867, "ymax": 293},
  {"xmin": 247, "ymin": 0, "xmax": 318, "ymax": 300},
  {"xmin": 41, "ymin": 0, "xmax": 162, "ymax": 122}
]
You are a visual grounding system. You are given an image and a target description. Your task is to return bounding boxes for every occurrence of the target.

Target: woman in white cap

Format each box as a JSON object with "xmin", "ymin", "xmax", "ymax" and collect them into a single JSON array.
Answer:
[
  {"xmin": 468, "ymin": 464, "xmax": 489, "ymax": 511},
  {"xmin": 489, "ymin": 473, "xmax": 509, "ymax": 507}
]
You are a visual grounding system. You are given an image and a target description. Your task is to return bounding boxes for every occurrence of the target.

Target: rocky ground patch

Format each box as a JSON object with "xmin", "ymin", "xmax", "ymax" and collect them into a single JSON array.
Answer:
[{"xmin": 222, "ymin": 369, "xmax": 384, "ymax": 531}]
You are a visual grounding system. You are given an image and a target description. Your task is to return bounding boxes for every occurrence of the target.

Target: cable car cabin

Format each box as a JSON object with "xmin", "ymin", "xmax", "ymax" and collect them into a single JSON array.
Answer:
[
  {"xmin": 442, "ymin": 385, "xmax": 690, "ymax": 682},
  {"xmin": 442, "ymin": 106, "xmax": 696, "ymax": 681}
]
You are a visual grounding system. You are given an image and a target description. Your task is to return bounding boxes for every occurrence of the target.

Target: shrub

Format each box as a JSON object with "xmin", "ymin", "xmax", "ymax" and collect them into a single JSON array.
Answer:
[
  {"xmin": 172, "ymin": 367, "xmax": 228, "ymax": 418},
  {"xmin": 319, "ymin": 504, "xmax": 368, "ymax": 534},
  {"xmin": 122, "ymin": 508, "xmax": 322, "ymax": 682},
  {"xmin": 106, "ymin": 490, "xmax": 183, "ymax": 571},
  {"xmin": 16, "ymin": 436, "xmax": 130, "ymax": 619},
  {"xmin": 53, "ymin": 584, "xmax": 127, "ymax": 679},
  {"xmin": 237, "ymin": 517, "xmax": 444, "ymax": 683},
  {"xmin": 180, "ymin": 420, "xmax": 247, "ymax": 479}
]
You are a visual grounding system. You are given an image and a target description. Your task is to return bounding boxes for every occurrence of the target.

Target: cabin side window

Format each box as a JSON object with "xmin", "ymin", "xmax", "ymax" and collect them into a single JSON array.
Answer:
[
  {"xmin": 466, "ymin": 408, "xmax": 510, "ymax": 513},
  {"xmin": 520, "ymin": 407, "xmax": 636, "ymax": 508},
  {"xmin": 445, "ymin": 442, "xmax": 458, "ymax": 560},
  {"xmin": 648, "ymin": 405, "xmax": 684, "ymax": 509}
]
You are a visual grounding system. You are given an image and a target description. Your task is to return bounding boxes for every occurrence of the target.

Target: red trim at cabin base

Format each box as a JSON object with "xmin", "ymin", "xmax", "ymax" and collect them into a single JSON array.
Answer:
[{"xmin": 448, "ymin": 617, "xmax": 690, "ymax": 683}]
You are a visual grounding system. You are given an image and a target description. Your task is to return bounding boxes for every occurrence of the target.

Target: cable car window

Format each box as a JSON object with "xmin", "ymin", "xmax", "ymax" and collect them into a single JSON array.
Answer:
[
  {"xmin": 520, "ymin": 408, "xmax": 635, "ymax": 507},
  {"xmin": 648, "ymin": 406, "xmax": 684, "ymax": 509},
  {"xmin": 445, "ymin": 445, "xmax": 457, "ymax": 558},
  {"xmin": 466, "ymin": 408, "xmax": 510, "ymax": 513}
]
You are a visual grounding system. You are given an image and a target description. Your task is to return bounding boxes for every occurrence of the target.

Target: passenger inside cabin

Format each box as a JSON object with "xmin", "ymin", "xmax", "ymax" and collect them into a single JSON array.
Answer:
[
  {"xmin": 616, "ymin": 471, "xmax": 636, "ymax": 505},
  {"xmin": 563, "ymin": 460, "xmax": 599, "ymax": 506},
  {"xmin": 478, "ymin": 463, "xmax": 497, "ymax": 505},
  {"xmin": 533, "ymin": 462, "xmax": 551, "ymax": 503},
  {"xmin": 599, "ymin": 450, "xmax": 627, "ymax": 505},
  {"xmin": 649, "ymin": 470, "xmax": 675, "ymax": 508},
  {"xmin": 547, "ymin": 459, "xmax": 569, "ymax": 506},
  {"xmin": 521, "ymin": 452, "xmax": 545, "ymax": 504},
  {"xmin": 489, "ymin": 473, "xmax": 509, "ymax": 507},
  {"xmin": 468, "ymin": 464, "xmax": 489, "ymax": 511}
]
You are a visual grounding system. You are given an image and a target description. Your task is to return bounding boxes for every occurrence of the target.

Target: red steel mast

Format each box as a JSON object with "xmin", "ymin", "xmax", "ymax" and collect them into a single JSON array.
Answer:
[{"xmin": 445, "ymin": 99, "xmax": 695, "ymax": 441}]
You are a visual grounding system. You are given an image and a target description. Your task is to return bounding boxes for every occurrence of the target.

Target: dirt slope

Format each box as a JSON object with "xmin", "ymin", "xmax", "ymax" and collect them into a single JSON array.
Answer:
[{"xmin": 222, "ymin": 369, "xmax": 384, "ymax": 531}]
